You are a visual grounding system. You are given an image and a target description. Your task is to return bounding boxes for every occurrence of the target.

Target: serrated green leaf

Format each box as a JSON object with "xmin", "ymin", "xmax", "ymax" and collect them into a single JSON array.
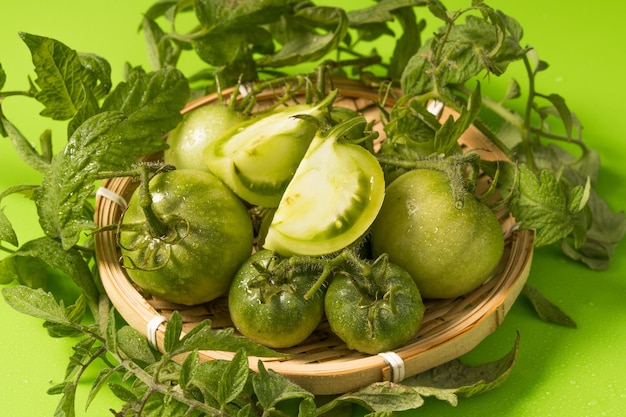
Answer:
[
  {"xmin": 1, "ymin": 286, "xmax": 69, "ymax": 324},
  {"xmin": 86, "ymin": 366, "xmax": 123, "ymax": 410},
  {"xmin": 35, "ymin": 67, "xmax": 188, "ymax": 249},
  {"xmin": 179, "ymin": 350, "xmax": 199, "ymax": 390},
  {"xmin": 387, "ymin": 7, "xmax": 424, "ymax": 81},
  {"xmin": 0, "ymin": 256, "xmax": 17, "ymax": 285},
  {"xmin": 117, "ymin": 326, "xmax": 157, "ymax": 365},
  {"xmin": 0, "ymin": 207, "xmax": 18, "ymax": 248},
  {"xmin": 561, "ymin": 188, "xmax": 626, "ymax": 270},
  {"xmin": 401, "ymin": 12, "xmax": 527, "ymax": 95},
  {"xmin": 19, "ymin": 33, "xmax": 98, "ymax": 121},
  {"xmin": 44, "ymin": 294, "xmax": 87, "ymax": 337},
  {"xmin": 54, "ymin": 382, "xmax": 77, "ymax": 417},
  {"xmin": 217, "ymin": 349, "xmax": 249, "ymax": 406},
  {"xmin": 47, "ymin": 382, "xmax": 68, "ymax": 396},
  {"xmin": 523, "ymin": 284, "xmax": 577, "ymax": 328},
  {"xmin": 543, "ymin": 93, "xmax": 574, "ymax": 138},
  {"xmin": 0, "ymin": 117, "xmax": 50, "ymax": 172},
  {"xmin": 106, "ymin": 307, "xmax": 118, "ymax": 358},
  {"xmin": 163, "ymin": 310, "xmax": 183, "ymax": 353},
  {"xmin": 327, "ymin": 383, "xmax": 426, "ymax": 414},
  {"xmin": 13, "ymin": 237, "xmax": 99, "ymax": 314},
  {"xmin": 434, "ymin": 81, "xmax": 481, "ymax": 154},
  {"xmin": 189, "ymin": 359, "xmax": 231, "ymax": 405},
  {"xmin": 142, "ymin": 16, "xmax": 178, "ymax": 70},
  {"xmin": 108, "ymin": 382, "xmax": 138, "ymax": 403},
  {"xmin": 236, "ymin": 403, "xmax": 254, "ymax": 417},
  {"xmin": 253, "ymin": 361, "xmax": 312, "ymax": 410},
  {"xmin": 0, "ymin": 253, "xmax": 49, "ymax": 289},
  {"xmin": 77, "ymin": 52, "xmax": 112, "ymax": 99},
  {"xmin": 260, "ymin": 7, "xmax": 349, "ymax": 68},
  {"xmin": 406, "ymin": 332, "xmax": 520, "ymax": 398},
  {"xmin": 174, "ymin": 319, "xmax": 288, "ymax": 358},
  {"xmin": 511, "ymin": 166, "xmax": 587, "ymax": 246}
]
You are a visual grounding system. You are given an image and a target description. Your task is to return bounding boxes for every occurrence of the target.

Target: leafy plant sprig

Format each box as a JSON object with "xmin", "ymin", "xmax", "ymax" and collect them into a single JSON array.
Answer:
[
  {"xmin": 2, "ymin": 283, "xmax": 520, "ymax": 417},
  {"xmin": 141, "ymin": 0, "xmax": 625, "ymax": 269}
]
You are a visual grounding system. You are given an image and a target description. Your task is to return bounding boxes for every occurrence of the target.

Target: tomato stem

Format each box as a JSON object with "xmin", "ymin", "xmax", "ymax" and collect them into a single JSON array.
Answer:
[{"xmin": 137, "ymin": 165, "xmax": 170, "ymax": 239}]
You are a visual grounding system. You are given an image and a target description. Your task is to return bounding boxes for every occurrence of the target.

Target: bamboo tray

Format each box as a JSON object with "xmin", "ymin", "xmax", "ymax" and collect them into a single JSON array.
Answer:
[{"xmin": 95, "ymin": 78, "xmax": 534, "ymax": 395}]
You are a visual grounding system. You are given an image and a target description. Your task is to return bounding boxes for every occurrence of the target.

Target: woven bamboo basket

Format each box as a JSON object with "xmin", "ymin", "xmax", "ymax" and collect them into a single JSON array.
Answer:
[{"xmin": 95, "ymin": 77, "xmax": 534, "ymax": 395}]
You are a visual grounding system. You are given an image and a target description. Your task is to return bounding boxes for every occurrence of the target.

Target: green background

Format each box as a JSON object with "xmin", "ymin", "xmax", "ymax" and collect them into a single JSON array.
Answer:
[{"xmin": 1, "ymin": 0, "xmax": 625, "ymax": 416}]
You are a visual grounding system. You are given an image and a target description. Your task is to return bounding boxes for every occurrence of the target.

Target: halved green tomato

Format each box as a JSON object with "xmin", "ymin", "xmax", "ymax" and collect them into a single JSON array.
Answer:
[
  {"xmin": 263, "ymin": 116, "xmax": 385, "ymax": 256},
  {"xmin": 203, "ymin": 91, "xmax": 337, "ymax": 207}
]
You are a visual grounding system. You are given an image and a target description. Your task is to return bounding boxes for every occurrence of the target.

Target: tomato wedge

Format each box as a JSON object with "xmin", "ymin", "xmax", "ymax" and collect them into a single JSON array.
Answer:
[
  {"xmin": 263, "ymin": 115, "xmax": 385, "ymax": 256},
  {"xmin": 203, "ymin": 91, "xmax": 336, "ymax": 207}
]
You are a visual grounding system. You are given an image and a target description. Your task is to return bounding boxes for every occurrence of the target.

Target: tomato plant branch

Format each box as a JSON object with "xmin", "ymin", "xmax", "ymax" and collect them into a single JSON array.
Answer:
[{"xmin": 117, "ymin": 355, "xmax": 226, "ymax": 417}]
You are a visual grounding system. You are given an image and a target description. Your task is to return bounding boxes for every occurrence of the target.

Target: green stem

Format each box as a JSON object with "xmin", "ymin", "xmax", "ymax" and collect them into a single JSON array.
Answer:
[
  {"xmin": 138, "ymin": 166, "xmax": 170, "ymax": 238},
  {"xmin": 529, "ymin": 126, "xmax": 587, "ymax": 150},
  {"xmin": 521, "ymin": 55, "xmax": 538, "ymax": 171}
]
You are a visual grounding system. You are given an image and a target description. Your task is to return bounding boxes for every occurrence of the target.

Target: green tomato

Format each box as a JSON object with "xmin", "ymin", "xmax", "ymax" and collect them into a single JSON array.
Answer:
[
  {"xmin": 228, "ymin": 250, "xmax": 325, "ymax": 348},
  {"xmin": 119, "ymin": 169, "xmax": 254, "ymax": 306},
  {"xmin": 263, "ymin": 115, "xmax": 385, "ymax": 256},
  {"xmin": 324, "ymin": 255, "xmax": 424, "ymax": 355},
  {"xmin": 370, "ymin": 168, "xmax": 504, "ymax": 299},
  {"xmin": 203, "ymin": 92, "xmax": 337, "ymax": 207},
  {"xmin": 163, "ymin": 104, "xmax": 242, "ymax": 171}
]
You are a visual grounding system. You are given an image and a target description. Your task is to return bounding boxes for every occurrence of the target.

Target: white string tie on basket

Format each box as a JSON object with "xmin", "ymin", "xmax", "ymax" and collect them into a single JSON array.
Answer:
[
  {"xmin": 377, "ymin": 351, "xmax": 405, "ymax": 383},
  {"xmin": 96, "ymin": 187, "xmax": 128, "ymax": 210},
  {"xmin": 146, "ymin": 315, "xmax": 168, "ymax": 350}
]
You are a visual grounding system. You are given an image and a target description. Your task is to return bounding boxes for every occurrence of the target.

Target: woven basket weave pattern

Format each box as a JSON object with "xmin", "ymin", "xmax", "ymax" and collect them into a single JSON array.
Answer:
[{"xmin": 95, "ymin": 78, "xmax": 533, "ymax": 395}]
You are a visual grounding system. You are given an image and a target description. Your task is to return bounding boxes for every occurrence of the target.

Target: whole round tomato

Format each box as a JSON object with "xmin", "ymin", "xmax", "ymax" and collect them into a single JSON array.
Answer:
[
  {"xmin": 164, "ymin": 104, "xmax": 242, "ymax": 172},
  {"xmin": 370, "ymin": 168, "xmax": 504, "ymax": 299},
  {"xmin": 324, "ymin": 255, "xmax": 424, "ymax": 355},
  {"xmin": 228, "ymin": 250, "xmax": 326, "ymax": 349},
  {"xmin": 118, "ymin": 169, "xmax": 254, "ymax": 306}
]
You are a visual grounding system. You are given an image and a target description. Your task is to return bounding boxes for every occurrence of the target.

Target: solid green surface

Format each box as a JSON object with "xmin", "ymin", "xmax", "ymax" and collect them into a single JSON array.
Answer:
[{"xmin": 1, "ymin": 1, "xmax": 625, "ymax": 416}]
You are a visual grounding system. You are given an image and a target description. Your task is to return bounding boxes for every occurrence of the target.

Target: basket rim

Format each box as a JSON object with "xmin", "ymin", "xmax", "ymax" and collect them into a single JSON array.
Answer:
[{"xmin": 94, "ymin": 77, "xmax": 534, "ymax": 395}]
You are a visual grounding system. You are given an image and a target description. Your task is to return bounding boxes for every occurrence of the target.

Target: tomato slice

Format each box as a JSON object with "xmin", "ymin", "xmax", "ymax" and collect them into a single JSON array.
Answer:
[
  {"xmin": 263, "ymin": 116, "xmax": 385, "ymax": 256},
  {"xmin": 203, "ymin": 92, "xmax": 336, "ymax": 207}
]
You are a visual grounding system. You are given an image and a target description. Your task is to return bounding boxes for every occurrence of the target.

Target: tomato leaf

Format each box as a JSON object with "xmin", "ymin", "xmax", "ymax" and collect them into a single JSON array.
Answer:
[
  {"xmin": 560, "ymin": 189, "xmax": 626, "ymax": 270},
  {"xmin": 0, "ymin": 118, "xmax": 50, "ymax": 172},
  {"xmin": 405, "ymin": 331, "xmax": 520, "ymax": 398},
  {"xmin": 253, "ymin": 361, "xmax": 313, "ymax": 411},
  {"xmin": 0, "ymin": 253, "xmax": 48, "ymax": 288},
  {"xmin": 43, "ymin": 293, "xmax": 87, "ymax": 337},
  {"xmin": 164, "ymin": 310, "xmax": 184, "ymax": 353},
  {"xmin": 259, "ymin": 6, "xmax": 349, "ymax": 68},
  {"xmin": 1, "ymin": 286, "xmax": 70, "ymax": 324},
  {"xmin": 108, "ymin": 382, "xmax": 139, "ymax": 403},
  {"xmin": 509, "ymin": 165, "xmax": 589, "ymax": 247},
  {"xmin": 434, "ymin": 82, "xmax": 482, "ymax": 155},
  {"xmin": 523, "ymin": 284, "xmax": 577, "ymax": 328},
  {"xmin": 116, "ymin": 326, "xmax": 157, "ymax": 365},
  {"xmin": 173, "ymin": 319, "xmax": 288, "ymax": 358},
  {"xmin": 217, "ymin": 349, "xmax": 249, "ymax": 406},
  {"xmin": 19, "ymin": 32, "xmax": 101, "ymax": 121},
  {"xmin": 35, "ymin": 67, "xmax": 188, "ymax": 249},
  {"xmin": 178, "ymin": 350, "xmax": 199, "ymax": 391},
  {"xmin": 0, "ymin": 207, "xmax": 18, "ymax": 248},
  {"xmin": 11, "ymin": 237, "xmax": 100, "ymax": 315},
  {"xmin": 401, "ymin": 11, "xmax": 527, "ymax": 95},
  {"xmin": 323, "ymin": 383, "xmax": 426, "ymax": 414}
]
